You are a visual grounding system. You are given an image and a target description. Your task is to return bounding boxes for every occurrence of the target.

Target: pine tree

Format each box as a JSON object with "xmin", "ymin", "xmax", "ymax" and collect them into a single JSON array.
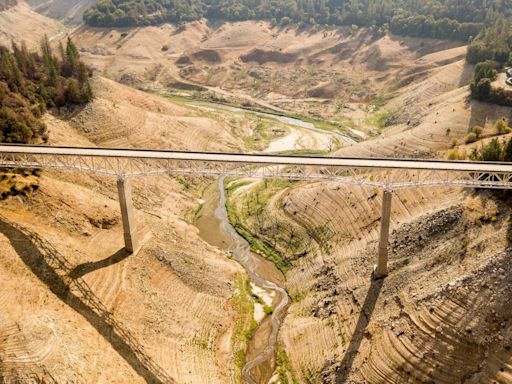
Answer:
[
  {"xmin": 40, "ymin": 35, "xmax": 52, "ymax": 67},
  {"xmin": 0, "ymin": 37, "xmax": 93, "ymax": 145},
  {"xmin": 65, "ymin": 37, "xmax": 80, "ymax": 76},
  {"xmin": 66, "ymin": 78, "xmax": 81, "ymax": 104}
]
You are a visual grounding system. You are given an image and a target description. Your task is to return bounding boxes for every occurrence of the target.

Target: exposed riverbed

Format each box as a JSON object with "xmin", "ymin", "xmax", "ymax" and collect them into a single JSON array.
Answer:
[
  {"xmin": 188, "ymin": 100, "xmax": 359, "ymax": 148},
  {"xmin": 193, "ymin": 99, "xmax": 349, "ymax": 382},
  {"xmin": 196, "ymin": 178, "xmax": 289, "ymax": 383}
]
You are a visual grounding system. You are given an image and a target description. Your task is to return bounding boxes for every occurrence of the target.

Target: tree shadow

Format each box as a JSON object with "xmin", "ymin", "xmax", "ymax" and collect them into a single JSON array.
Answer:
[
  {"xmin": 68, "ymin": 248, "xmax": 130, "ymax": 279},
  {"xmin": 0, "ymin": 219, "xmax": 174, "ymax": 384},
  {"xmin": 336, "ymin": 277, "xmax": 384, "ymax": 384}
]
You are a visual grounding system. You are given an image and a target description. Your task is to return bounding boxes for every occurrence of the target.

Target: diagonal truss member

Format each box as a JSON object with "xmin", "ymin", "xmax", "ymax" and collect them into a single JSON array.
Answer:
[{"xmin": 2, "ymin": 145, "xmax": 512, "ymax": 278}]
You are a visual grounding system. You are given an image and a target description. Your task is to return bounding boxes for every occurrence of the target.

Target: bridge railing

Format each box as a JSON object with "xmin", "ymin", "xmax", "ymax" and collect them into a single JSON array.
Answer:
[
  {"xmin": 3, "ymin": 145, "xmax": 512, "ymax": 280},
  {"xmin": 2, "ymin": 149, "xmax": 512, "ymax": 190}
]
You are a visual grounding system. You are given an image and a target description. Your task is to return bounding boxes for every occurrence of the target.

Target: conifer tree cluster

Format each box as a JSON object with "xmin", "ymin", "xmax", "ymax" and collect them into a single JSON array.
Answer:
[
  {"xmin": 83, "ymin": 0, "xmax": 511, "ymax": 42},
  {"xmin": 0, "ymin": 37, "xmax": 93, "ymax": 143},
  {"xmin": 470, "ymin": 137, "xmax": 512, "ymax": 163},
  {"xmin": 468, "ymin": 17, "xmax": 512, "ymax": 106}
]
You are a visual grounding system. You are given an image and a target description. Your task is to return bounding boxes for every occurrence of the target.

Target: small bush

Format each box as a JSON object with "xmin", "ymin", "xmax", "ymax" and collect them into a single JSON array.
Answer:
[
  {"xmin": 161, "ymin": 44, "xmax": 169, "ymax": 52},
  {"xmin": 280, "ymin": 16, "xmax": 291, "ymax": 26},
  {"xmin": 480, "ymin": 138, "xmax": 503, "ymax": 161},
  {"xmin": 472, "ymin": 125, "xmax": 483, "ymax": 138},
  {"xmin": 495, "ymin": 118, "xmax": 510, "ymax": 135},
  {"xmin": 448, "ymin": 147, "xmax": 467, "ymax": 160},
  {"xmin": 464, "ymin": 132, "xmax": 478, "ymax": 144}
]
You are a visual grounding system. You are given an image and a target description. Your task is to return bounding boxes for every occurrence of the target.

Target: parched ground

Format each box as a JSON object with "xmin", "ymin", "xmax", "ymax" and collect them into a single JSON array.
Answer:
[
  {"xmin": 227, "ymin": 46, "xmax": 512, "ymax": 382},
  {"xmin": 67, "ymin": 20, "xmax": 467, "ymax": 127},
  {"xmin": 0, "ymin": 79, "xmax": 256, "ymax": 383},
  {"xmin": 3, "ymin": 5, "xmax": 512, "ymax": 382},
  {"xmin": 233, "ymin": 162, "xmax": 512, "ymax": 383},
  {"xmin": 25, "ymin": 0, "xmax": 94, "ymax": 24},
  {"xmin": 65, "ymin": 76, "xmax": 245, "ymax": 151},
  {"xmin": 0, "ymin": 1, "xmax": 63, "ymax": 47}
]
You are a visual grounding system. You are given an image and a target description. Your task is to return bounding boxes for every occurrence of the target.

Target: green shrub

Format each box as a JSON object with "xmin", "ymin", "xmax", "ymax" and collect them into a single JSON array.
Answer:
[
  {"xmin": 464, "ymin": 132, "xmax": 478, "ymax": 144},
  {"xmin": 472, "ymin": 125, "xmax": 483, "ymax": 138},
  {"xmin": 280, "ymin": 16, "xmax": 291, "ymax": 26},
  {"xmin": 495, "ymin": 118, "xmax": 510, "ymax": 134}
]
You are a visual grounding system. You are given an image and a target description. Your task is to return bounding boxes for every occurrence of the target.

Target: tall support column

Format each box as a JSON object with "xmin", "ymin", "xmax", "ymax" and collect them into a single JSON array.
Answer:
[
  {"xmin": 117, "ymin": 177, "xmax": 139, "ymax": 253},
  {"xmin": 375, "ymin": 189, "xmax": 393, "ymax": 279}
]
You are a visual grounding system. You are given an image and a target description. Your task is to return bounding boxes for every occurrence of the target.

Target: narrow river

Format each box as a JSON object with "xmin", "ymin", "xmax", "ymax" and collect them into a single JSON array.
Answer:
[
  {"xmin": 197, "ymin": 177, "xmax": 289, "ymax": 383},
  {"xmin": 188, "ymin": 100, "xmax": 359, "ymax": 146},
  {"xmin": 193, "ymin": 101, "xmax": 349, "ymax": 382}
]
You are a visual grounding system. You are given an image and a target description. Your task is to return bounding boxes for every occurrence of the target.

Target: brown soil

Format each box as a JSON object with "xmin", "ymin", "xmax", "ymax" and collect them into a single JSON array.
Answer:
[
  {"xmin": 0, "ymin": 2, "xmax": 62, "ymax": 47},
  {"xmin": 60, "ymin": 21, "xmax": 466, "ymax": 124},
  {"xmin": 3, "ymin": 7, "xmax": 512, "ymax": 383},
  {"xmin": 190, "ymin": 48, "xmax": 223, "ymax": 63},
  {"xmin": 240, "ymin": 49, "xmax": 298, "ymax": 64},
  {"xmin": 0, "ymin": 77, "xmax": 254, "ymax": 383},
  {"xmin": 26, "ymin": 0, "xmax": 94, "ymax": 24},
  {"xmin": 230, "ymin": 89, "xmax": 512, "ymax": 382}
]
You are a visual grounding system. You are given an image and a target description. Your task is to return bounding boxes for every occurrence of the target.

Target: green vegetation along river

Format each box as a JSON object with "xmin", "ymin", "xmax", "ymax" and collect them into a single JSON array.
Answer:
[{"xmin": 197, "ymin": 177, "xmax": 289, "ymax": 383}]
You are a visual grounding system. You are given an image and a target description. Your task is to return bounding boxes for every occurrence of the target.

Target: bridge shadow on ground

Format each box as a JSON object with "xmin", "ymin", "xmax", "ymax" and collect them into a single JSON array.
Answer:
[
  {"xmin": 0, "ymin": 219, "xmax": 174, "ymax": 384},
  {"xmin": 336, "ymin": 277, "xmax": 384, "ymax": 384},
  {"xmin": 68, "ymin": 249, "xmax": 129, "ymax": 279}
]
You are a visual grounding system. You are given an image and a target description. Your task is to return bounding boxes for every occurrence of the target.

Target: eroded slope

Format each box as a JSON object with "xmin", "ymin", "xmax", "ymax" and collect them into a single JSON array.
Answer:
[{"xmin": 0, "ymin": 79, "xmax": 253, "ymax": 383}]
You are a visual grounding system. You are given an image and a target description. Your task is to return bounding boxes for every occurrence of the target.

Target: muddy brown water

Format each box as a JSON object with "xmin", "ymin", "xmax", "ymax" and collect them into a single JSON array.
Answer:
[{"xmin": 196, "ymin": 177, "xmax": 289, "ymax": 384}]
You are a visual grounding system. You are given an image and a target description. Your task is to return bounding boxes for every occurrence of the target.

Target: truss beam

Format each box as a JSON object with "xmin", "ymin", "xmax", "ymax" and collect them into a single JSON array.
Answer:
[{"xmin": 3, "ymin": 145, "xmax": 512, "ymax": 269}]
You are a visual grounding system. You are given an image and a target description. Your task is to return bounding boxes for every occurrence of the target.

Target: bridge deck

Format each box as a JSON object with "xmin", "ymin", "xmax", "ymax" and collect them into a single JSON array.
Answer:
[
  {"xmin": 1, "ymin": 144, "xmax": 512, "ymax": 173},
  {"xmin": 2, "ymin": 144, "xmax": 511, "ymax": 278}
]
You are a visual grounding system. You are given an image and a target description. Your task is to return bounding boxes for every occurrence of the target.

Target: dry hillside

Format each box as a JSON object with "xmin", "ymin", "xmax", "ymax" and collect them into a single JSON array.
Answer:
[
  {"xmin": 26, "ymin": 0, "xmax": 94, "ymax": 24},
  {"xmin": 68, "ymin": 21, "xmax": 466, "ymax": 126},
  {"xmin": 227, "ymin": 46, "xmax": 512, "ymax": 381},
  {"xmin": 0, "ymin": 77, "xmax": 270, "ymax": 383},
  {"xmin": 0, "ymin": 1, "xmax": 62, "ymax": 47},
  {"xmin": 2, "ymin": 6, "xmax": 512, "ymax": 383}
]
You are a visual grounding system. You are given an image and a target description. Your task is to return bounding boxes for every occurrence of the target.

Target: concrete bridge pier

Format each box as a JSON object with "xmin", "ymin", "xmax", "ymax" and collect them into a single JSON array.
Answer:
[
  {"xmin": 374, "ymin": 189, "xmax": 393, "ymax": 279},
  {"xmin": 117, "ymin": 177, "xmax": 139, "ymax": 254}
]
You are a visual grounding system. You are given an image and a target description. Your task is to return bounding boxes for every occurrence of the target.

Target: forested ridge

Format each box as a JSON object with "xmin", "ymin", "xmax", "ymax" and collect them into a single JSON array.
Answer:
[
  {"xmin": 84, "ymin": 0, "xmax": 511, "ymax": 41},
  {"xmin": 0, "ymin": 37, "xmax": 92, "ymax": 144},
  {"xmin": 468, "ymin": 17, "xmax": 512, "ymax": 106}
]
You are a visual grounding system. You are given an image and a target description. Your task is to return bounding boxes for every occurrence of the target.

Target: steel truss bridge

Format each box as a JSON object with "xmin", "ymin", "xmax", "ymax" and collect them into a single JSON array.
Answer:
[{"xmin": 2, "ymin": 144, "xmax": 512, "ymax": 278}]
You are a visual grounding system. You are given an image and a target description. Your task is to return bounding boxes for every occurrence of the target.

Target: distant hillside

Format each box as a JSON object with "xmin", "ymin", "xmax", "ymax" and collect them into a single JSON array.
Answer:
[
  {"xmin": 26, "ymin": 0, "xmax": 95, "ymax": 24},
  {"xmin": 0, "ymin": 0, "xmax": 16, "ymax": 11},
  {"xmin": 83, "ymin": 0, "xmax": 512, "ymax": 41}
]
